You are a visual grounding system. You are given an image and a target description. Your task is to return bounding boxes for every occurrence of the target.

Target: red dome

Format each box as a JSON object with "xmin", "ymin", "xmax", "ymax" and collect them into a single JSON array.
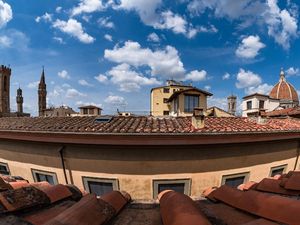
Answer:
[{"xmin": 269, "ymin": 70, "xmax": 299, "ymax": 103}]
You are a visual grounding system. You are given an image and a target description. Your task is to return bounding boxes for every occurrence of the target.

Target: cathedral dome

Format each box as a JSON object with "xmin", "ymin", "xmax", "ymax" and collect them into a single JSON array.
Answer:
[{"xmin": 269, "ymin": 69, "xmax": 299, "ymax": 103}]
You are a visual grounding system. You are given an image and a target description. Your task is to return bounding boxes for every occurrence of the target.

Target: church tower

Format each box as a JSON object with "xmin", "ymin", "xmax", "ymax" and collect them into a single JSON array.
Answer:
[
  {"xmin": 227, "ymin": 95, "xmax": 237, "ymax": 115},
  {"xmin": 16, "ymin": 87, "xmax": 23, "ymax": 114},
  {"xmin": 38, "ymin": 67, "xmax": 47, "ymax": 117},
  {"xmin": 0, "ymin": 65, "xmax": 11, "ymax": 114}
]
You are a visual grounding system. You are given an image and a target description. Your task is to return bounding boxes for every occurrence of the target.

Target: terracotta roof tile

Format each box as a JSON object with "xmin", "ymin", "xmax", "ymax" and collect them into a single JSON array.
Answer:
[
  {"xmin": 0, "ymin": 116, "xmax": 300, "ymax": 135},
  {"xmin": 101, "ymin": 191, "xmax": 129, "ymax": 213},
  {"xmin": 38, "ymin": 184, "xmax": 73, "ymax": 203}
]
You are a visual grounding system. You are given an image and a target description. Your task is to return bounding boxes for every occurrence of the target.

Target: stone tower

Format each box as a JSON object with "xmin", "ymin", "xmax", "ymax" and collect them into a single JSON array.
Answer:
[
  {"xmin": 16, "ymin": 87, "xmax": 23, "ymax": 114},
  {"xmin": 38, "ymin": 68, "xmax": 47, "ymax": 117},
  {"xmin": 0, "ymin": 65, "xmax": 11, "ymax": 115},
  {"xmin": 227, "ymin": 95, "xmax": 237, "ymax": 115}
]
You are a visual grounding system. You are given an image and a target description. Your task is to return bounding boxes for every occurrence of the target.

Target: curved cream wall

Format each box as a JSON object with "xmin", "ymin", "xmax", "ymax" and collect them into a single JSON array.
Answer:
[{"xmin": 0, "ymin": 139, "xmax": 298, "ymax": 200}]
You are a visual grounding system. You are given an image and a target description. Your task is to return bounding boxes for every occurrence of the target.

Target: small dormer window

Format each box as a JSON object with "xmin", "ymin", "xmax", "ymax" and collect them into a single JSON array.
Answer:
[{"xmin": 94, "ymin": 116, "xmax": 112, "ymax": 123}]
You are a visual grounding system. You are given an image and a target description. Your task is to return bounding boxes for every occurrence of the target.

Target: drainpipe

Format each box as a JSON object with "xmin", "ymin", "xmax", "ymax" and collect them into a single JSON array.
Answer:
[
  {"xmin": 293, "ymin": 141, "xmax": 300, "ymax": 171},
  {"xmin": 59, "ymin": 146, "xmax": 68, "ymax": 184}
]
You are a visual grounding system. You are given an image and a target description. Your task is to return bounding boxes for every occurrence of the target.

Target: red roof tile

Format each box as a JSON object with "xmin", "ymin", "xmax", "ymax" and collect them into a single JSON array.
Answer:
[
  {"xmin": 101, "ymin": 191, "xmax": 129, "ymax": 213},
  {"xmin": 39, "ymin": 184, "xmax": 73, "ymax": 203}
]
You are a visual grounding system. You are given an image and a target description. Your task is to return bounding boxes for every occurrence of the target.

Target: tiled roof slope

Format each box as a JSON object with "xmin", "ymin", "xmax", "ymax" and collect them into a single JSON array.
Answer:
[
  {"xmin": 2, "ymin": 172, "xmax": 300, "ymax": 224},
  {"xmin": 265, "ymin": 107, "xmax": 300, "ymax": 117},
  {"xmin": 0, "ymin": 116, "xmax": 300, "ymax": 134}
]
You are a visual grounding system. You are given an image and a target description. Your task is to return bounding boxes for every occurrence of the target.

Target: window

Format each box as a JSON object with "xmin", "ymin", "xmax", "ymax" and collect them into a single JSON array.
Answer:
[
  {"xmin": 83, "ymin": 177, "xmax": 119, "ymax": 196},
  {"xmin": 184, "ymin": 95, "xmax": 199, "ymax": 113},
  {"xmin": 153, "ymin": 179, "xmax": 191, "ymax": 198},
  {"xmin": 89, "ymin": 109, "xmax": 94, "ymax": 114},
  {"xmin": 259, "ymin": 100, "xmax": 265, "ymax": 109},
  {"xmin": 32, "ymin": 169, "xmax": 58, "ymax": 185},
  {"xmin": 163, "ymin": 88, "xmax": 170, "ymax": 93},
  {"xmin": 270, "ymin": 165, "xmax": 287, "ymax": 177},
  {"xmin": 246, "ymin": 101, "xmax": 252, "ymax": 110},
  {"xmin": 163, "ymin": 98, "xmax": 169, "ymax": 103},
  {"xmin": 163, "ymin": 111, "xmax": 169, "ymax": 116},
  {"xmin": 3, "ymin": 76, "xmax": 7, "ymax": 92},
  {"xmin": 0, "ymin": 163, "xmax": 10, "ymax": 175},
  {"xmin": 83, "ymin": 108, "xmax": 88, "ymax": 114},
  {"xmin": 221, "ymin": 172, "xmax": 249, "ymax": 188}
]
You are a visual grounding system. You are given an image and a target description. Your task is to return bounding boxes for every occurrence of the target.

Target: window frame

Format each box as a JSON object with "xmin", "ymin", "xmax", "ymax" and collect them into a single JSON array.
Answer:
[
  {"xmin": 152, "ymin": 179, "xmax": 191, "ymax": 199},
  {"xmin": 31, "ymin": 169, "xmax": 58, "ymax": 185},
  {"xmin": 82, "ymin": 177, "xmax": 119, "ymax": 196},
  {"xmin": 259, "ymin": 100, "xmax": 265, "ymax": 109},
  {"xmin": 184, "ymin": 94, "xmax": 200, "ymax": 113},
  {"xmin": 163, "ymin": 88, "xmax": 170, "ymax": 93},
  {"xmin": 163, "ymin": 110, "xmax": 169, "ymax": 116},
  {"xmin": 246, "ymin": 101, "xmax": 252, "ymax": 110},
  {"xmin": 269, "ymin": 164, "xmax": 287, "ymax": 177},
  {"xmin": 221, "ymin": 172, "xmax": 250, "ymax": 187},
  {"xmin": 0, "ymin": 162, "xmax": 10, "ymax": 175},
  {"xmin": 163, "ymin": 98, "xmax": 169, "ymax": 104}
]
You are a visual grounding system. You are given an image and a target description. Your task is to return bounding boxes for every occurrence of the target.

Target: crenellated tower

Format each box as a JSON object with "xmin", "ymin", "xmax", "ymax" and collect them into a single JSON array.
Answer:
[
  {"xmin": 0, "ymin": 65, "xmax": 11, "ymax": 114},
  {"xmin": 16, "ymin": 87, "xmax": 23, "ymax": 114},
  {"xmin": 38, "ymin": 67, "xmax": 47, "ymax": 116}
]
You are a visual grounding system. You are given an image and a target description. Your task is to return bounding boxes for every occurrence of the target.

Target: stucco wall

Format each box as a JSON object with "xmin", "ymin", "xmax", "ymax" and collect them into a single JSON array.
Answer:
[{"xmin": 0, "ymin": 139, "xmax": 298, "ymax": 200}]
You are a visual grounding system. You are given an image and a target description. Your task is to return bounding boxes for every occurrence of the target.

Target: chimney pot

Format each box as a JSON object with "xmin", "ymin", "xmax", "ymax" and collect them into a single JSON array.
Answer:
[{"xmin": 192, "ymin": 107, "xmax": 205, "ymax": 129}]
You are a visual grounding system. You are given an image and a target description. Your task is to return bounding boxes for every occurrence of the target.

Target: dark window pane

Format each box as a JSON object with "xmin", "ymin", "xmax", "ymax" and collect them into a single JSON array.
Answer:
[
  {"xmin": 271, "ymin": 168, "xmax": 284, "ymax": 177},
  {"xmin": 36, "ymin": 173, "xmax": 55, "ymax": 185},
  {"xmin": 163, "ymin": 111, "xmax": 169, "ymax": 115},
  {"xmin": 88, "ymin": 181, "xmax": 113, "ymax": 196},
  {"xmin": 163, "ymin": 88, "xmax": 170, "ymax": 93},
  {"xmin": 225, "ymin": 176, "xmax": 245, "ymax": 188},
  {"xmin": 163, "ymin": 98, "xmax": 168, "ymax": 103},
  {"xmin": 0, "ymin": 165, "xmax": 9, "ymax": 175},
  {"xmin": 259, "ymin": 100, "xmax": 264, "ymax": 109},
  {"xmin": 247, "ymin": 101, "xmax": 252, "ymax": 110},
  {"xmin": 158, "ymin": 183, "xmax": 185, "ymax": 194},
  {"xmin": 184, "ymin": 95, "xmax": 199, "ymax": 112}
]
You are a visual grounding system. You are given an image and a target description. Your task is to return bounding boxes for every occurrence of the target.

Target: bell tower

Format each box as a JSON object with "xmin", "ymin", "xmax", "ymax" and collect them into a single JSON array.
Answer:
[
  {"xmin": 16, "ymin": 87, "xmax": 23, "ymax": 114},
  {"xmin": 227, "ymin": 95, "xmax": 237, "ymax": 115},
  {"xmin": 0, "ymin": 65, "xmax": 11, "ymax": 114},
  {"xmin": 38, "ymin": 67, "xmax": 47, "ymax": 116}
]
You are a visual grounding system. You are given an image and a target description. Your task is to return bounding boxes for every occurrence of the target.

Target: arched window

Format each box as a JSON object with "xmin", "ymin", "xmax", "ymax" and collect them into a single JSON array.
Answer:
[{"xmin": 3, "ymin": 76, "xmax": 7, "ymax": 92}]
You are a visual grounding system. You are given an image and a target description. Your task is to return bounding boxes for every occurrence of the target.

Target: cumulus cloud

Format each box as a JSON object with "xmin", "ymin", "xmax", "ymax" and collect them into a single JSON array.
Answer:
[
  {"xmin": 52, "ymin": 19, "xmax": 95, "ymax": 44},
  {"xmin": 78, "ymin": 79, "xmax": 93, "ymax": 86},
  {"xmin": 184, "ymin": 70, "xmax": 207, "ymax": 81},
  {"xmin": 104, "ymin": 95, "xmax": 127, "ymax": 105},
  {"xmin": 0, "ymin": 0, "xmax": 12, "ymax": 28},
  {"xmin": 71, "ymin": 0, "xmax": 106, "ymax": 16},
  {"xmin": 53, "ymin": 37, "xmax": 65, "ymax": 44},
  {"xmin": 58, "ymin": 70, "xmax": 70, "ymax": 79},
  {"xmin": 104, "ymin": 34, "xmax": 113, "ymax": 42},
  {"xmin": 147, "ymin": 32, "xmax": 160, "ymax": 42},
  {"xmin": 35, "ymin": 13, "xmax": 52, "ymax": 23},
  {"xmin": 94, "ymin": 74, "xmax": 108, "ymax": 83},
  {"xmin": 106, "ymin": 63, "xmax": 161, "ymax": 92},
  {"xmin": 222, "ymin": 72, "xmax": 230, "ymax": 80},
  {"xmin": 98, "ymin": 17, "xmax": 115, "ymax": 29},
  {"xmin": 56, "ymin": 6, "xmax": 62, "ymax": 13},
  {"xmin": 286, "ymin": 67, "xmax": 299, "ymax": 76},
  {"xmin": 265, "ymin": 0, "xmax": 298, "ymax": 49},
  {"xmin": 245, "ymin": 83, "xmax": 273, "ymax": 95},
  {"xmin": 0, "ymin": 35, "xmax": 11, "ymax": 47},
  {"xmin": 104, "ymin": 41, "xmax": 185, "ymax": 79},
  {"xmin": 236, "ymin": 68, "xmax": 262, "ymax": 89},
  {"xmin": 235, "ymin": 35, "xmax": 265, "ymax": 59},
  {"xmin": 65, "ymin": 88, "xmax": 86, "ymax": 98},
  {"xmin": 27, "ymin": 81, "xmax": 39, "ymax": 89}
]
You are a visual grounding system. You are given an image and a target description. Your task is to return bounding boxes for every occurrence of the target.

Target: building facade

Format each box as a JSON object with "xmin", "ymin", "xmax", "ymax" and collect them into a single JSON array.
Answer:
[
  {"xmin": 78, "ymin": 105, "xmax": 102, "ymax": 116},
  {"xmin": 0, "ymin": 116, "xmax": 299, "ymax": 200},
  {"xmin": 242, "ymin": 69, "xmax": 299, "ymax": 117}
]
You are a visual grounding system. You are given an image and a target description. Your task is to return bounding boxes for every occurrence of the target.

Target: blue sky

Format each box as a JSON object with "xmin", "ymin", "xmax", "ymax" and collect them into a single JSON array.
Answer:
[{"xmin": 0, "ymin": 0, "xmax": 300, "ymax": 115}]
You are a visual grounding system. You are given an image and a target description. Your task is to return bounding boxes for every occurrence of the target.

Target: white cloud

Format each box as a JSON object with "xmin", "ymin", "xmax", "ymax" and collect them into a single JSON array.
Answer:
[
  {"xmin": 265, "ymin": 0, "xmax": 298, "ymax": 49},
  {"xmin": 78, "ymin": 79, "xmax": 93, "ymax": 86},
  {"xmin": 104, "ymin": 41, "xmax": 185, "ymax": 79},
  {"xmin": 107, "ymin": 63, "xmax": 161, "ymax": 92},
  {"xmin": 147, "ymin": 32, "xmax": 160, "ymax": 42},
  {"xmin": 245, "ymin": 83, "xmax": 273, "ymax": 95},
  {"xmin": 35, "ymin": 13, "xmax": 52, "ymax": 23},
  {"xmin": 0, "ymin": 35, "xmax": 11, "ymax": 47},
  {"xmin": 235, "ymin": 35, "xmax": 265, "ymax": 59},
  {"xmin": 286, "ymin": 67, "xmax": 299, "ymax": 76},
  {"xmin": 204, "ymin": 85, "xmax": 211, "ymax": 90},
  {"xmin": 104, "ymin": 95, "xmax": 127, "ymax": 105},
  {"xmin": 65, "ymin": 88, "xmax": 86, "ymax": 98},
  {"xmin": 27, "ymin": 81, "xmax": 39, "ymax": 89},
  {"xmin": 53, "ymin": 36, "xmax": 65, "ymax": 44},
  {"xmin": 58, "ymin": 70, "xmax": 70, "ymax": 79},
  {"xmin": 71, "ymin": 0, "xmax": 106, "ymax": 16},
  {"xmin": 184, "ymin": 70, "xmax": 207, "ymax": 81},
  {"xmin": 52, "ymin": 19, "xmax": 95, "ymax": 44},
  {"xmin": 56, "ymin": 6, "xmax": 62, "ymax": 13},
  {"xmin": 208, "ymin": 96, "xmax": 227, "ymax": 110},
  {"xmin": 95, "ymin": 74, "xmax": 108, "ymax": 83},
  {"xmin": 0, "ymin": 0, "xmax": 12, "ymax": 28},
  {"xmin": 236, "ymin": 68, "xmax": 262, "ymax": 89},
  {"xmin": 198, "ymin": 25, "xmax": 218, "ymax": 33},
  {"xmin": 222, "ymin": 72, "xmax": 230, "ymax": 80},
  {"xmin": 98, "ymin": 17, "xmax": 115, "ymax": 29},
  {"xmin": 104, "ymin": 34, "xmax": 113, "ymax": 42}
]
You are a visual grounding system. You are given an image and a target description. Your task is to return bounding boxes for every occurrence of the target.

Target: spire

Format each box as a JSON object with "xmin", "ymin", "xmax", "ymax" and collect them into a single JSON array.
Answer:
[
  {"xmin": 280, "ymin": 67, "xmax": 285, "ymax": 81},
  {"xmin": 40, "ymin": 66, "xmax": 45, "ymax": 84}
]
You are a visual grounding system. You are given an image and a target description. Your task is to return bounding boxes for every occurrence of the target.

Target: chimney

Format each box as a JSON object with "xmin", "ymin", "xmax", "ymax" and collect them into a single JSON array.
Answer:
[
  {"xmin": 192, "ymin": 107, "xmax": 205, "ymax": 129},
  {"xmin": 257, "ymin": 109, "xmax": 267, "ymax": 124}
]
